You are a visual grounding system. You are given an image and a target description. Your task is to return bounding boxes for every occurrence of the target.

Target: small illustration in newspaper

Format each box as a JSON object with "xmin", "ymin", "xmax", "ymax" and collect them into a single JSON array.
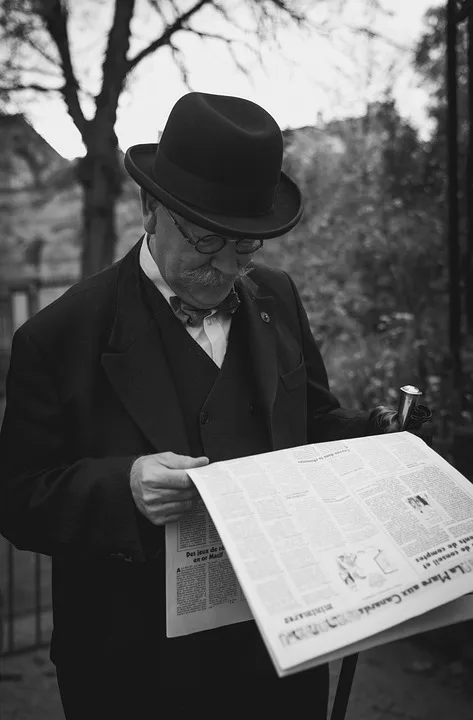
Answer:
[
  {"xmin": 336, "ymin": 546, "xmax": 399, "ymax": 591},
  {"xmin": 405, "ymin": 491, "xmax": 446, "ymax": 527}
]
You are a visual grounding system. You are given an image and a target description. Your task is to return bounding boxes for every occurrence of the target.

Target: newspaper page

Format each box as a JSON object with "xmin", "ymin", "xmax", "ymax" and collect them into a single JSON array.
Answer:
[
  {"xmin": 187, "ymin": 432, "xmax": 473, "ymax": 676},
  {"xmin": 166, "ymin": 499, "xmax": 252, "ymax": 637}
]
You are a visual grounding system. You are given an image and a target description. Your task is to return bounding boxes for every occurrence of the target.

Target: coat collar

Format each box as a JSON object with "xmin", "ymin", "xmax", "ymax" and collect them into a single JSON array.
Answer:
[
  {"xmin": 102, "ymin": 238, "xmax": 279, "ymax": 452},
  {"xmin": 235, "ymin": 271, "xmax": 278, "ymax": 438}
]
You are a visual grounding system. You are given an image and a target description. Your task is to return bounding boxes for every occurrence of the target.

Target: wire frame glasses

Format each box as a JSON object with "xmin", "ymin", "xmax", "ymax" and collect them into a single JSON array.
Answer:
[{"xmin": 164, "ymin": 206, "xmax": 264, "ymax": 255}]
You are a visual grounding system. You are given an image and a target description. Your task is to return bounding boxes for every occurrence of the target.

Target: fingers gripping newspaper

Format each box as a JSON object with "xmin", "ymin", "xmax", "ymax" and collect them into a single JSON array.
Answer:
[{"xmin": 167, "ymin": 432, "xmax": 473, "ymax": 675}]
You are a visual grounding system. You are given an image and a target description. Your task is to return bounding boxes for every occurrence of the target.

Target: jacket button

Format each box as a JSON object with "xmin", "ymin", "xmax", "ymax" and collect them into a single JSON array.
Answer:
[
  {"xmin": 250, "ymin": 403, "xmax": 260, "ymax": 416},
  {"xmin": 260, "ymin": 312, "xmax": 270, "ymax": 323},
  {"xmin": 200, "ymin": 411, "xmax": 209, "ymax": 425}
]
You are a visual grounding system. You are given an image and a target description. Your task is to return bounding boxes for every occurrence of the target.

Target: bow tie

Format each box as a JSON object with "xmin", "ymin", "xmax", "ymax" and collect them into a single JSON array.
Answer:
[{"xmin": 169, "ymin": 288, "xmax": 240, "ymax": 327}]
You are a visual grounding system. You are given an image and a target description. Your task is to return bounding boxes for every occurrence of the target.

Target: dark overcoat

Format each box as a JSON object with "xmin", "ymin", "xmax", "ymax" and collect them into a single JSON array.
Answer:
[{"xmin": 0, "ymin": 238, "xmax": 369, "ymax": 681}]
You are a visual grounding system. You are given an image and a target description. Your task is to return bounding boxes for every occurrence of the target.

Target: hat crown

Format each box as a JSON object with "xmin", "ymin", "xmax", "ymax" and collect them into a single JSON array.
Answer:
[
  {"xmin": 123, "ymin": 91, "xmax": 302, "ymax": 238},
  {"xmin": 158, "ymin": 92, "xmax": 283, "ymax": 191}
]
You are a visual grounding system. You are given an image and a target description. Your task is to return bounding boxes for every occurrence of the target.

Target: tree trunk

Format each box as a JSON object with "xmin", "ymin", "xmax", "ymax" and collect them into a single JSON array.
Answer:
[{"xmin": 77, "ymin": 129, "xmax": 123, "ymax": 279}]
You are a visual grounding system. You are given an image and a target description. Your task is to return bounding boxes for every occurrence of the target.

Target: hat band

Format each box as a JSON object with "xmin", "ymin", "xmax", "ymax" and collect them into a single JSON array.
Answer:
[{"xmin": 152, "ymin": 148, "xmax": 278, "ymax": 218}]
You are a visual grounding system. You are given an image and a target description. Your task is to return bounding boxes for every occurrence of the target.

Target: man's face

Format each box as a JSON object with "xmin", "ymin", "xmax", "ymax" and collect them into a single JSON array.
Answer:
[{"xmin": 148, "ymin": 203, "xmax": 253, "ymax": 309}]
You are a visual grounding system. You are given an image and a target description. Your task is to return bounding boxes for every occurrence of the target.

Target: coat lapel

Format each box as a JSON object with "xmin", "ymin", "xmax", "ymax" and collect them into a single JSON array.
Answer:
[
  {"xmin": 101, "ymin": 242, "xmax": 286, "ymax": 455},
  {"xmin": 237, "ymin": 273, "xmax": 280, "ymax": 448},
  {"xmin": 101, "ymin": 239, "xmax": 190, "ymax": 456}
]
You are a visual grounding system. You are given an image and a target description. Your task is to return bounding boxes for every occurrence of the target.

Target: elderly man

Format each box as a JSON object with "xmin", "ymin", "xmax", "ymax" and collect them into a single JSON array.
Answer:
[{"xmin": 0, "ymin": 92, "xmax": 405, "ymax": 719}]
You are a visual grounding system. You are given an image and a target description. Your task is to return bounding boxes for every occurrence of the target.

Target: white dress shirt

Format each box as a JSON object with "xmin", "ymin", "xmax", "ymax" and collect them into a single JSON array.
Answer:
[{"xmin": 139, "ymin": 235, "xmax": 232, "ymax": 368}]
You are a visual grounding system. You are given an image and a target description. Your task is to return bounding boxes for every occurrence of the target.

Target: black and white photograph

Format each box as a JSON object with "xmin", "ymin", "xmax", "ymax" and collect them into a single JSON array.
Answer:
[{"xmin": 0, "ymin": 1, "xmax": 472, "ymax": 719}]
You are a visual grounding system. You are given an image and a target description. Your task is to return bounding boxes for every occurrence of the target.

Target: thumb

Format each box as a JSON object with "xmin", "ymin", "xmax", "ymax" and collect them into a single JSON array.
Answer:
[
  {"xmin": 184, "ymin": 455, "xmax": 210, "ymax": 468},
  {"xmin": 158, "ymin": 452, "xmax": 210, "ymax": 470}
]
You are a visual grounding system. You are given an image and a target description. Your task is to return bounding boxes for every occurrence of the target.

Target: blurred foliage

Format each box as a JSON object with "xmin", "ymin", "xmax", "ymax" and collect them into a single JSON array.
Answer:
[
  {"xmin": 259, "ymin": 13, "xmax": 473, "ymax": 443},
  {"xmin": 262, "ymin": 100, "xmax": 449, "ymax": 420}
]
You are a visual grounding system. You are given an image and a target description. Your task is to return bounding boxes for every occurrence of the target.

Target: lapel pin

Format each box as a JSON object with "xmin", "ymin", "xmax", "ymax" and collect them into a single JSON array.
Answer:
[{"xmin": 260, "ymin": 311, "xmax": 271, "ymax": 323}]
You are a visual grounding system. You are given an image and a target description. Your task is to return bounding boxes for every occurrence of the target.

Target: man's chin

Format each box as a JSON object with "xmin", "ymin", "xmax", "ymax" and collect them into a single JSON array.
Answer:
[{"xmin": 190, "ymin": 285, "xmax": 232, "ymax": 308}]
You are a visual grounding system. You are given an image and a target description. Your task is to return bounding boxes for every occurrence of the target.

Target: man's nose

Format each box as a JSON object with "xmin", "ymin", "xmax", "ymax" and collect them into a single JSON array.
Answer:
[{"xmin": 211, "ymin": 241, "xmax": 238, "ymax": 276}]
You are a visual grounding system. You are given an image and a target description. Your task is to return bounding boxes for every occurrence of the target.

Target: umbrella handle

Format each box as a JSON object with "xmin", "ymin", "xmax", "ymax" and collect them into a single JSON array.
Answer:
[{"xmin": 330, "ymin": 653, "xmax": 359, "ymax": 720}]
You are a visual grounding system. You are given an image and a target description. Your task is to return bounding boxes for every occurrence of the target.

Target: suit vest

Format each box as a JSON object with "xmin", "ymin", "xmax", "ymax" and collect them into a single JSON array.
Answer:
[{"xmin": 141, "ymin": 273, "xmax": 271, "ymax": 462}]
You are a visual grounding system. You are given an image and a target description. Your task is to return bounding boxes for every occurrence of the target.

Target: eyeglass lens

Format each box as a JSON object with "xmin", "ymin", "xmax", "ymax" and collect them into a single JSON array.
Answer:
[{"xmin": 196, "ymin": 236, "xmax": 262, "ymax": 254}]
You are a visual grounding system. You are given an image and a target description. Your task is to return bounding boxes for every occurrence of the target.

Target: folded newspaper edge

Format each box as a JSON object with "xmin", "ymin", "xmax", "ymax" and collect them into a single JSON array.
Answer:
[{"xmin": 169, "ymin": 432, "xmax": 473, "ymax": 676}]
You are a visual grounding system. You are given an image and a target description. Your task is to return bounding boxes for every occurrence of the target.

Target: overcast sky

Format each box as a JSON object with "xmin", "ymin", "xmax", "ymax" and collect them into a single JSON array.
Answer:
[{"xmin": 28, "ymin": 0, "xmax": 443, "ymax": 159}]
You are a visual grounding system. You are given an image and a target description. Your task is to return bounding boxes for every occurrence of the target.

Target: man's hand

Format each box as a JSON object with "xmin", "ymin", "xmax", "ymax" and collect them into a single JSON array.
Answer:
[
  {"xmin": 368, "ymin": 406, "xmax": 399, "ymax": 434},
  {"xmin": 367, "ymin": 404, "xmax": 433, "ymax": 444},
  {"xmin": 130, "ymin": 452, "xmax": 209, "ymax": 525}
]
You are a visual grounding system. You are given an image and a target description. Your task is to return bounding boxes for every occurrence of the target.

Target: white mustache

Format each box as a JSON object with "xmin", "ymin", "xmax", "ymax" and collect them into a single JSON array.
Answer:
[{"xmin": 181, "ymin": 264, "xmax": 253, "ymax": 288}]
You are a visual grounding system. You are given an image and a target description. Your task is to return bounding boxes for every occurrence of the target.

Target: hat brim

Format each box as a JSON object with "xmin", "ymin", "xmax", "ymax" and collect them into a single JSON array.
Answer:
[{"xmin": 124, "ymin": 144, "xmax": 303, "ymax": 239}]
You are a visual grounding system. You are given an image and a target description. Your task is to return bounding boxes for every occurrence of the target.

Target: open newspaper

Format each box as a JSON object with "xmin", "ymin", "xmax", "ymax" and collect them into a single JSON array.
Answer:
[
  {"xmin": 169, "ymin": 431, "xmax": 473, "ymax": 676},
  {"xmin": 166, "ymin": 502, "xmax": 252, "ymax": 636}
]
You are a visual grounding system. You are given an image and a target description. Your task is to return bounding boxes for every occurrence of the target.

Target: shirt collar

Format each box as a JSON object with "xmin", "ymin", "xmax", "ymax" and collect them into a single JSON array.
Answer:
[{"xmin": 139, "ymin": 233, "xmax": 175, "ymax": 306}]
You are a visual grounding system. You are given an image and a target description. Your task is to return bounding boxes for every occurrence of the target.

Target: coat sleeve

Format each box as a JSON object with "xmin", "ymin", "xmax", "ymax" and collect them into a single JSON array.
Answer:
[
  {"xmin": 0, "ymin": 328, "xmax": 153, "ymax": 562},
  {"xmin": 284, "ymin": 273, "xmax": 370, "ymax": 441}
]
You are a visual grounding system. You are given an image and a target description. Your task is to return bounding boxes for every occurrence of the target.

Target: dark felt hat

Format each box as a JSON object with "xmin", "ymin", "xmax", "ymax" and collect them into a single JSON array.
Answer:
[{"xmin": 124, "ymin": 92, "xmax": 303, "ymax": 239}]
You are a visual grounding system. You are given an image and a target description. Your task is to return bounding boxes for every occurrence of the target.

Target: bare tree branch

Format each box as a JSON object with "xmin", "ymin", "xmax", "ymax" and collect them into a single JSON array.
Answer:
[
  {"xmin": 95, "ymin": 0, "xmax": 136, "ymax": 123},
  {"xmin": 36, "ymin": 0, "xmax": 88, "ymax": 139},
  {"xmin": 226, "ymin": 41, "xmax": 257, "ymax": 77},
  {"xmin": 2, "ymin": 62, "xmax": 62, "ymax": 78},
  {"xmin": 146, "ymin": 0, "xmax": 170, "ymax": 26},
  {"xmin": 0, "ymin": 81, "xmax": 59, "ymax": 93},
  {"xmin": 127, "ymin": 0, "xmax": 213, "ymax": 71},
  {"xmin": 168, "ymin": 40, "xmax": 191, "ymax": 87},
  {"xmin": 196, "ymin": 1, "xmax": 257, "ymax": 45},
  {"xmin": 210, "ymin": 1, "xmax": 237, "ymax": 26},
  {"xmin": 184, "ymin": 28, "xmax": 237, "ymax": 43},
  {"xmin": 342, "ymin": 24, "xmax": 410, "ymax": 52},
  {"xmin": 181, "ymin": 0, "xmax": 309, "ymax": 82},
  {"xmin": 255, "ymin": 0, "xmax": 306, "ymax": 25},
  {"xmin": 186, "ymin": 27, "xmax": 261, "ymax": 62},
  {"xmin": 247, "ymin": 0, "xmax": 307, "ymax": 43},
  {"xmin": 23, "ymin": 33, "xmax": 60, "ymax": 67}
]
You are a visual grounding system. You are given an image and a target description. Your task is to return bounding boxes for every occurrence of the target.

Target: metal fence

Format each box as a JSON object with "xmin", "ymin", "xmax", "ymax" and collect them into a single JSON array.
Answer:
[
  {"xmin": 0, "ymin": 545, "xmax": 53, "ymax": 656},
  {"xmin": 0, "ymin": 277, "xmax": 75, "ymax": 656}
]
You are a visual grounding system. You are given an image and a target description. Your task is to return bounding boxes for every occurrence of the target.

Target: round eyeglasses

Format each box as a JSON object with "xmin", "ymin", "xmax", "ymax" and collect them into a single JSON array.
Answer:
[{"xmin": 164, "ymin": 206, "xmax": 264, "ymax": 255}]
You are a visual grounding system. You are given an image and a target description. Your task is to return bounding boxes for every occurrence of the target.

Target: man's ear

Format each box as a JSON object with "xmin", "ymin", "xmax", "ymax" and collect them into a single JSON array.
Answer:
[{"xmin": 140, "ymin": 188, "xmax": 160, "ymax": 234}]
